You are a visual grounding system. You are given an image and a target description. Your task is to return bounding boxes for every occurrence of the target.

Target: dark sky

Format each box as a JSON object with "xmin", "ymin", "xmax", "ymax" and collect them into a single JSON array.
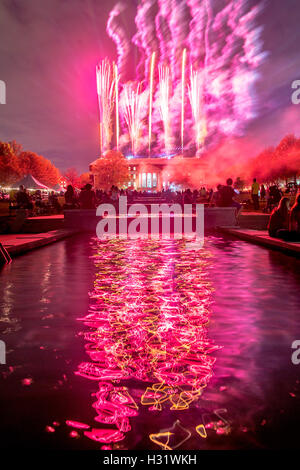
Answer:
[{"xmin": 0, "ymin": 0, "xmax": 300, "ymax": 173}]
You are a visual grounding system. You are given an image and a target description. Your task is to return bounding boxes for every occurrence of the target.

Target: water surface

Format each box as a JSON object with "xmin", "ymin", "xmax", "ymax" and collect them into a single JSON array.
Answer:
[{"xmin": 0, "ymin": 234, "xmax": 299, "ymax": 449}]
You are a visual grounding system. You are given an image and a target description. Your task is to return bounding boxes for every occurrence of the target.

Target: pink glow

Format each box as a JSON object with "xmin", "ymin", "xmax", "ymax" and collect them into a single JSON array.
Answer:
[
  {"xmin": 66, "ymin": 420, "xmax": 90, "ymax": 430},
  {"xmin": 75, "ymin": 239, "xmax": 220, "ymax": 446},
  {"xmin": 105, "ymin": 1, "xmax": 267, "ymax": 154}
]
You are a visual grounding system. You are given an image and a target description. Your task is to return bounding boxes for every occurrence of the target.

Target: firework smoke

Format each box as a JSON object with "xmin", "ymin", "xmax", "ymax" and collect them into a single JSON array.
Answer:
[
  {"xmin": 106, "ymin": 2, "xmax": 131, "ymax": 79},
  {"xmin": 106, "ymin": 0, "xmax": 267, "ymax": 155}
]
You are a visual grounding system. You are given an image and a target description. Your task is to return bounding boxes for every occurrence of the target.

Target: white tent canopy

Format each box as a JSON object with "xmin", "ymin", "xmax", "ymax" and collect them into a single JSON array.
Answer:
[{"xmin": 12, "ymin": 174, "xmax": 51, "ymax": 190}]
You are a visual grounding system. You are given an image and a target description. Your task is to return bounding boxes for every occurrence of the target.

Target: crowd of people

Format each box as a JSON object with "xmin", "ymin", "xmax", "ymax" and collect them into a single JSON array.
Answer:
[
  {"xmin": 2, "ymin": 178, "xmax": 297, "ymax": 216},
  {"xmin": 268, "ymin": 193, "xmax": 300, "ymax": 241},
  {"xmin": 10, "ymin": 185, "xmax": 62, "ymax": 214}
]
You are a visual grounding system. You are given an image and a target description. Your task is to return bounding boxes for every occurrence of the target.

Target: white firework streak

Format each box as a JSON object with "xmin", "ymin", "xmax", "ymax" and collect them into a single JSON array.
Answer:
[
  {"xmin": 158, "ymin": 64, "xmax": 171, "ymax": 154},
  {"xmin": 122, "ymin": 83, "xmax": 145, "ymax": 155},
  {"xmin": 96, "ymin": 59, "xmax": 115, "ymax": 154},
  {"xmin": 188, "ymin": 67, "xmax": 207, "ymax": 154}
]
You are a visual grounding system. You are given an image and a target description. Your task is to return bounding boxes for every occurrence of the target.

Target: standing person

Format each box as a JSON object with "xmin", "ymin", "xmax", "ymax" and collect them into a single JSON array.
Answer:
[
  {"xmin": 79, "ymin": 183, "xmax": 96, "ymax": 209},
  {"xmin": 260, "ymin": 184, "xmax": 266, "ymax": 201},
  {"xmin": 218, "ymin": 178, "xmax": 242, "ymax": 214},
  {"xmin": 251, "ymin": 178, "xmax": 260, "ymax": 210}
]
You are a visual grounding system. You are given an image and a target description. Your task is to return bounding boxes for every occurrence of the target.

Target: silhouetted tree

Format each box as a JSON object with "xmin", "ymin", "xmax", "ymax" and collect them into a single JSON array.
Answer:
[
  {"xmin": 63, "ymin": 168, "xmax": 80, "ymax": 188},
  {"xmin": 0, "ymin": 141, "xmax": 21, "ymax": 185},
  {"xmin": 93, "ymin": 151, "xmax": 129, "ymax": 190}
]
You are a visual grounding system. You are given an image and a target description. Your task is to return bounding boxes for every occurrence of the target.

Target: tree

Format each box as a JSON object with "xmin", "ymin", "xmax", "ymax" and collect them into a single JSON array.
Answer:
[
  {"xmin": 246, "ymin": 134, "xmax": 300, "ymax": 184},
  {"xmin": 9, "ymin": 140, "xmax": 23, "ymax": 157},
  {"xmin": 92, "ymin": 151, "xmax": 130, "ymax": 190},
  {"xmin": 275, "ymin": 134, "xmax": 300, "ymax": 181},
  {"xmin": 18, "ymin": 151, "xmax": 60, "ymax": 187},
  {"xmin": 247, "ymin": 146, "xmax": 278, "ymax": 183},
  {"xmin": 63, "ymin": 168, "xmax": 80, "ymax": 188},
  {"xmin": 79, "ymin": 172, "xmax": 91, "ymax": 187},
  {"xmin": 0, "ymin": 141, "xmax": 21, "ymax": 185},
  {"xmin": 0, "ymin": 140, "xmax": 60, "ymax": 187}
]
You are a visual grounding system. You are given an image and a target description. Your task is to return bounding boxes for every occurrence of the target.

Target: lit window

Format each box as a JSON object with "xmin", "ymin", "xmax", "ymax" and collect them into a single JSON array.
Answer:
[
  {"xmin": 147, "ymin": 173, "xmax": 152, "ymax": 188},
  {"xmin": 142, "ymin": 173, "xmax": 147, "ymax": 187},
  {"xmin": 152, "ymin": 173, "xmax": 157, "ymax": 187}
]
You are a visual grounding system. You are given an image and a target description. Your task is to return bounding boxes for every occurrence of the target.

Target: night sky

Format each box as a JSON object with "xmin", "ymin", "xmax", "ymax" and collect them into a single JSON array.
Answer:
[{"xmin": 0, "ymin": 0, "xmax": 300, "ymax": 173}]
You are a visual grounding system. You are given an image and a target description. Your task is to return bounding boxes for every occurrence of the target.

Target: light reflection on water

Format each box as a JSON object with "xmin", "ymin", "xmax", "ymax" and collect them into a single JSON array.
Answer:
[
  {"xmin": 76, "ymin": 238, "xmax": 220, "ymax": 449},
  {"xmin": 0, "ymin": 233, "xmax": 299, "ymax": 449}
]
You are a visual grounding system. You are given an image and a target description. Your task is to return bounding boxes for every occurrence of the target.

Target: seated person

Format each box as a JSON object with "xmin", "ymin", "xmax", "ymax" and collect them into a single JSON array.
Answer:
[
  {"xmin": 268, "ymin": 197, "xmax": 290, "ymax": 238},
  {"xmin": 284, "ymin": 193, "xmax": 300, "ymax": 241},
  {"xmin": 16, "ymin": 185, "xmax": 33, "ymax": 210},
  {"xmin": 49, "ymin": 191, "xmax": 61, "ymax": 213},
  {"xmin": 218, "ymin": 178, "xmax": 242, "ymax": 213},
  {"xmin": 210, "ymin": 184, "xmax": 222, "ymax": 206},
  {"xmin": 64, "ymin": 185, "xmax": 78, "ymax": 209}
]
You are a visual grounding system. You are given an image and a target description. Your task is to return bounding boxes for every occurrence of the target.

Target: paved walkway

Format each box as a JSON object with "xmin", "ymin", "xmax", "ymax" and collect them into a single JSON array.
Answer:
[
  {"xmin": 0, "ymin": 229, "xmax": 77, "ymax": 257},
  {"xmin": 238, "ymin": 212, "xmax": 270, "ymax": 230},
  {"xmin": 27, "ymin": 214, "xmax": 64, "ymax": 220},
  {"xmin": 218, "ymin": 227, "xmax": 300, "ymax": 256}
]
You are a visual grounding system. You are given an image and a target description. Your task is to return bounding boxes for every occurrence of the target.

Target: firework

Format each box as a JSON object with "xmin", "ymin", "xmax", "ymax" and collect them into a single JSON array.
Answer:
[
  {"xmin": 122, "ymin": 83, "xmax": 145, "ymax": 155},
  {"xmin": 158, "ymin": 64, "xmax": 171, "ymax": 154},
  {"xmin": 148, "ymin": 52, "xmax": 156, "ymax": 156},
  {"xmin": 188, "ymin": 67, "xmax": 207, "ymax": 155},
  {"xmin": 114, "ymin": 64, "xmax": 120, "ymax": 151},
  {"xmin": 181, "ymin": 48, "xmax": 187, "ymax": 155},
  {"xmin": 96, "ymin": 59, "xmax": 115, "ymax": 155}
]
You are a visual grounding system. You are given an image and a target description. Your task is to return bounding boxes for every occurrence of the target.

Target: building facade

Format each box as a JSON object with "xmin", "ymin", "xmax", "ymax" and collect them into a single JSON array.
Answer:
[{"xmin": 89, "ymin": 156, "xmax": 206, "ymax": 191}]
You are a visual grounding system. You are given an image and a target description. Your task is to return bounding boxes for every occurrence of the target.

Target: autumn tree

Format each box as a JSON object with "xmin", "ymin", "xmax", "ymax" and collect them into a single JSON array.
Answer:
[
  {"xmin": 92, "ymin": 151, "xmax": 129, "ymax": 190},
  {"xmin": 248, "ymin": 146, "xmax": 277, "ymax": 183},
  {"xmin": 0, "ymin": 140, "xmax": 60, "ymax": 187},
  {"xmin": 79, "ymin": 172, "xmax": 91, "ymax": 187},
  {"xmin": 18, "ymin": 151, "xmax": 60, "ymax": 187},
  {"xmin": 63, "ymin": 168, "xmax": 80, "ymax": 188},
  {"xmin": 0, "ymin": 141, "xmax": 21, "ymax": 185},
  {"xmin": 274, "ymin": 134, "xmax": 300, "ymax": 181}
]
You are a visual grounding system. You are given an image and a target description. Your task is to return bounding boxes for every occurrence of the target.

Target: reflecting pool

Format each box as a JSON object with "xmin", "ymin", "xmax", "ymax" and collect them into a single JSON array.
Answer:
[{"xmin": 0, "ymin": 234, "xmax": 299, "ymax": 449}]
